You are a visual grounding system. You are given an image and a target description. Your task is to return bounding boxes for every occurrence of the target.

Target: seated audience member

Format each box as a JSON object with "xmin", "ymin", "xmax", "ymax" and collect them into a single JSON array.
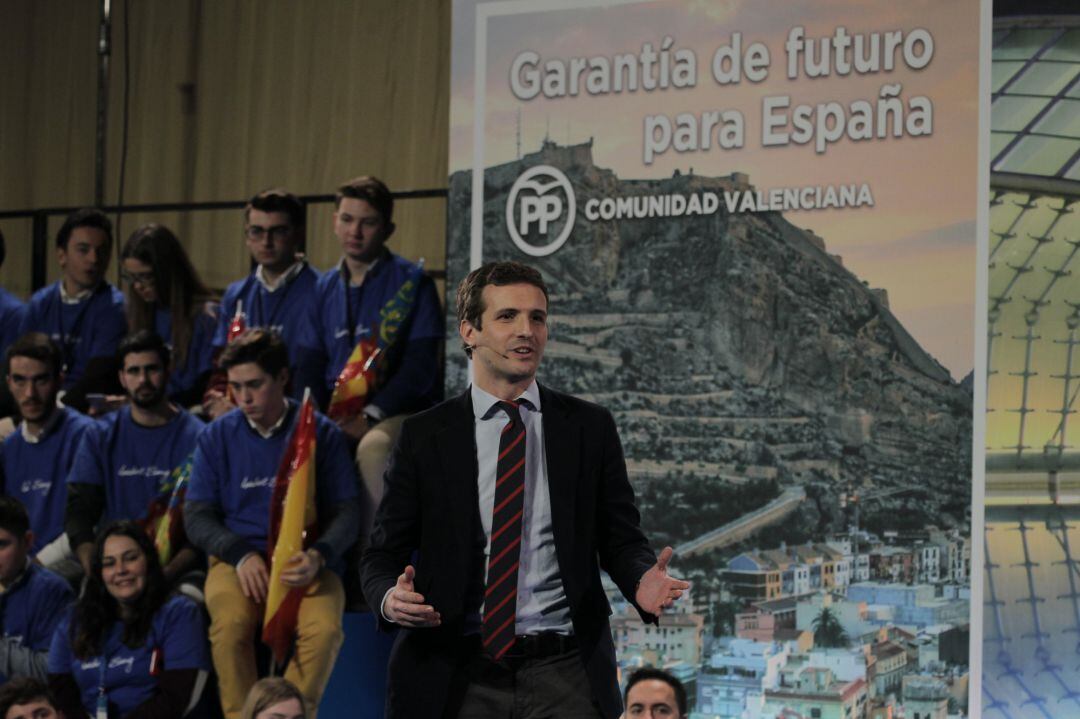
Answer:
[
  {"xmin": 0, "ymin": 677, "xmax": 63, "ymax": 719},
  {"xmin": 185, "ymin": 329, "xmax": 359, "ymax": 719},
  {"xmin": 120, "ymin": 224, "xmax": 220, "ymax": 408},
  {"xmin": 66, "ymin": 331, "xmax": 205, "ymax": 587},
  {"xmin": 0, "ymin": 228, "xmax": 26, "ymax": 433},
  {"xmin": 240, "ymin": 679, "xmax": 306, "ymax": 719},
  {"xmin": 0, "ymin": 497, "xmax": 74, "ymax": 683},
  {"xmin": 18, "ymin": 209, "xmax": 126, "ymax": 413},
  {"xmin": 204, "ymin": 190, "xmax": 319, "ymax": 419},
  {"xmin": 47, "ymin": 522, "xmax": 209, "ymax": 719},
  {"xmin": 294, "ymin": 176, "xmax": 442, "ymax": 532},
  {"xmin": 622, "ymin": 667, "xmax": 688, "ymax": 719},
  {"xmin": 0, "ymin": 333, "xmax": 94, "ymax": 579}
]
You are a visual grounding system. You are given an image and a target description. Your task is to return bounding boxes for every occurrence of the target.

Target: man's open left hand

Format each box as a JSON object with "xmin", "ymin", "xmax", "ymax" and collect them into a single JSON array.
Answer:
[{"xmin": 635, "ymin": 546, "xmax": 690, "ymax": 616}]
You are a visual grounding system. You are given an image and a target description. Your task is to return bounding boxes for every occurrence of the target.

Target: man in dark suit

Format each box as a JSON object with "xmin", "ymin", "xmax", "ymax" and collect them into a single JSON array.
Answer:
[{"xmin": 361, "ymin": 261, "xmax": 688, "ymax": 718}]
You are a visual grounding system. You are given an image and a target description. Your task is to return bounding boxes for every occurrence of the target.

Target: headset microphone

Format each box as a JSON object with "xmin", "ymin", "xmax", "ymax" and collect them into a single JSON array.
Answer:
[{"xmin": 469, "ymin": 344, "xmax": 511, "ymax": 360}]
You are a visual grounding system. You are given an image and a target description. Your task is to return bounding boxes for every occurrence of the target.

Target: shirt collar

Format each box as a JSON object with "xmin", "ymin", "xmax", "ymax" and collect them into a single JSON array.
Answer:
[
  {"xmin": 19, "ymin": 406, "xmax": 65, "ymax": 444},
  {"xmin": 255, "ymin": 259, "xmax": 305, "ymax": 293},
  {"xmin": 471, "ymin": 380, "xmax": 541, "ymax": 421},
  {"xmin": 337, "ymin": 252, "xmax": 385, "ymax": 288},
  {"xmin": 245, "ymin": 398, "xmax": 293, "ymax": 439},
  {"xmin": 58, "ymin": 280, "xmax": 95, "ymax": 304},
  {"xmin": 0, "ymin": 558, "xmax": 33, "ymax": 594}
]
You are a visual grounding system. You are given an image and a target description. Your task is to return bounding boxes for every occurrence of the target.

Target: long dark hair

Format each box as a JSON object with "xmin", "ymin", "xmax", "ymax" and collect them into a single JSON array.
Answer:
[
  {"xmin": 71, "ymin": 521, "xmax": 171, "ymax": 659},
  {"xmin": 121, "ymin": 224, "xmax": 217, "ymax": 369}
]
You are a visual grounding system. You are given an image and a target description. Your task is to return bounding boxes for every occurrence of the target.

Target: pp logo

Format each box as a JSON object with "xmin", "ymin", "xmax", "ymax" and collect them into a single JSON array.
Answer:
[{"xmin": 505, "ymin": 165, "xmax": 576, "ymax": 257}]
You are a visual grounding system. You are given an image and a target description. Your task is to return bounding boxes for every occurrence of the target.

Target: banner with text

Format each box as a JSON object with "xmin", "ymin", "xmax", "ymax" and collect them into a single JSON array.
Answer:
[{"xmin": 449, "ymin": 1, "xmax": 982, "ymax": 715}]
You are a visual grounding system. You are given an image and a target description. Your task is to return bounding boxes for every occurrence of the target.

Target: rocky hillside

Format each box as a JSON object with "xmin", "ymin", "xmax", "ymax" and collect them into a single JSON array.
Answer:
[{"xmin": 446, "ymin": 141, "xmax": 972, "ymax": 545}]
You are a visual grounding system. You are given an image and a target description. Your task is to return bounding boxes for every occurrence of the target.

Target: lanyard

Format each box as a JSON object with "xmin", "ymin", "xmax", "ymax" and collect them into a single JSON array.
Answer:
[
  {"xmin": 96, "ymin": 648, "xmax": 110, "ymax": 719},
  {"xmin": 340, "ymin": 270, "xmax": 364, "ymax": 347},
  {"xmin": 253, "ymin": 272, "xmax": 298, "ymax": 332},
  {"xmin": 51, "ymin": 285, "xmax": 98, "ymax": 374}
]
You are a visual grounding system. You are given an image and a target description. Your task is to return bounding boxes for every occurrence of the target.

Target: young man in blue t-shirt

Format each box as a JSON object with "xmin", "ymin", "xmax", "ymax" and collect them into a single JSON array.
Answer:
[
  {"xmin": 0, "ymin": 229, "xmax": 27, "ymax": 427},
  {"xmin": 66, "ymin": 331, "xmax": 204, "ymax": 586},
  {"xmin": 185, "ymin": 329, "xmax": 359, "ymax": 719},
  {"xmin": 294, "ymin": 176, "xmax": 443, "ymax": 538},
  {"xmin": 17, "ymin": 209, "xmax": 126, "ymax": 414},
  {"xmin": 0, "ymin": 496, "xmax": 74, "ymax": 684},
  {"xmin": 0, "ymin": 334, "xmax": 94, "ymax": 580},
  {"xmin": 203, "ymin": 189, "xmax": 320, "ymax": 420}
]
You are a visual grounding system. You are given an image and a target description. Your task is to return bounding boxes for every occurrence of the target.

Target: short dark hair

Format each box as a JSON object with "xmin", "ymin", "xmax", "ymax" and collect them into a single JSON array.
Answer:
[
  {"xmin": 6, "ymin": 332, "xmax": 64, "ymax": 379},
  {"xmin": 455, "ymin": 260, "xmax": 549, "ymax": 341},
  {"xmin": 218, "ymin": 328, "xmax": 289, "ymax": 378},
  {"xmin": 116, "ymin": 330, "xmax": 171, "ymax": 369},
  {"xmin": 336, "ymin": 176, "xmax": 394, "ymax": 224},
  {"xmin": 0, "ymin": 677, "xmax": 57, "ymax": 718},
  {"xmin": 0, "ymin": 496, "xmax": 31, "ymax": 538},
  {"xmin": 56, "ymin": 207, "xmax": 113, "ymax": 251},
  {"xmin": 624, "ymin": 667, "xmax": 687, "ymax": 717},
  {"xmin": 245, "ymin": 188, "xmax": 306, "ymax": 230}
]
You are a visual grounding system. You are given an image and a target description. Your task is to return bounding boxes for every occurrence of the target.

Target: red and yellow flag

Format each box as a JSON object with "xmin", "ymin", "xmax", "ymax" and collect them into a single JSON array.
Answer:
[
  {"xmin": 327, "ymin": 337, "xmax": 380, "ymax": 421},
  {"xmin": 326, "ymin": 259, "xmax": 426, "ymax": 421},
  {"xmin": 262, "ymin": 391, "xmax": 318, "ymax": 665}
]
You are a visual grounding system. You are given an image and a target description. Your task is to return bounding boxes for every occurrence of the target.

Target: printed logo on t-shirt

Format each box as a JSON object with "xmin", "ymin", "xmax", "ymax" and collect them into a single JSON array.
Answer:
[
  {"xmin": 334, "ymin": 326, "xmax": 370, "ymax": 340},
  {"xmin": 79, "ymin": 656, "xmax": 136, "ymax": 674},
  {"xmin": 19, "ymin": 478, "xmax": 51, "ymax": 495},
  {"xmin": 3, "ymin": 633, "xmax": 24, "ymax": 645},
  {"xmin": 240, "ymin": 476, "xmax": 273, "ymax": 490},
  {"xmin": 118, "ymin": 465, "xmax": 170, "ymax": 482},
  {"xmin": 50, "ymin": 331, "xmax": 82, "ymax": 347}
]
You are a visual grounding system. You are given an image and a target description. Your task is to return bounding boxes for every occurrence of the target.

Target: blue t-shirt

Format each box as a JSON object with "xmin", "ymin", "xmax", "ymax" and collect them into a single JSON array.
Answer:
[
  {"xmin": 0, "ymin": 409, "xmax": 95, "ymax": 552},
  {"xmin": 212, "ymin": 265, "xmax": 320, "ymax": 359},
  {"xmin": 18, "ymin": 282, "xmax": 126, "ymax": 389},
  {"xmin": 154, "ymin": 304, "xmax": 219, "ymax": 401},
  {"xmin": 47, "ymin": 595, "xmax": 209, "ymax": 716},
  {"xmin": 0, "ymin": 563, "xmax": 74, "ymax": 683},
  {"xmin": 186, "ymin": 402, "xmax": 358, "ymax": 569},
  {"xmin": 294, "ymin": 254, "xmax": 443, "ymax": 416},
  {"xmin": 0, "ymin": 287, "xmax": 26, "ymax": 358},
  {"xmin": 67, "ymin": 406, "xmax": 205, "ymax": 524}
]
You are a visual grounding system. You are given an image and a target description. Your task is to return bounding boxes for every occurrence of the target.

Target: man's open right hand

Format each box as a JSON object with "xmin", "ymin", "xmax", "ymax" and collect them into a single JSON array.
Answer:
[{"xmin": 383, "ymin": 565, "xmax": 441, "ymax": 628}]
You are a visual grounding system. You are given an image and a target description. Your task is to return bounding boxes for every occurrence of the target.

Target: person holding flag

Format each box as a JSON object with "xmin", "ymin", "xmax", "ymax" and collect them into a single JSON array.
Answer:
[
  {"xmin": 294, "ymin": 176, "xmax": 443, "ymax": 538},
  {"xmin": 65, "ymin": 331, "xmax": 205, "ymax": 591},
  {"xmin": 184, "ymin": 328, "xmax": 359, "ymax": 719}
]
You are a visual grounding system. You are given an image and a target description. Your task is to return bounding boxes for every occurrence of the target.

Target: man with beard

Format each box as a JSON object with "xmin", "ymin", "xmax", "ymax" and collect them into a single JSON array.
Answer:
[
  {"xmin": 65, "ymin": 331, "xmax": 204, "ymax": 587},
  {"xmin": 0, "ymin": 333, "xmax": 94, "ymax": 580}
]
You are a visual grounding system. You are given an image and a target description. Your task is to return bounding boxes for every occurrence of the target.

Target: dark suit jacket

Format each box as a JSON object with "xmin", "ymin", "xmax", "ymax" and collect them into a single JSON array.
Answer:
[{"xmin": 361, "ymin": 384, "xmax": 657, "ymax": 718}]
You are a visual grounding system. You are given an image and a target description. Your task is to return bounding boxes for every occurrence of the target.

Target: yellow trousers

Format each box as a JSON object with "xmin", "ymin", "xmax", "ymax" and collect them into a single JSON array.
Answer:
[{"xmin": 205, "ymin": 559, "xmax": 345, "ymax": 719}]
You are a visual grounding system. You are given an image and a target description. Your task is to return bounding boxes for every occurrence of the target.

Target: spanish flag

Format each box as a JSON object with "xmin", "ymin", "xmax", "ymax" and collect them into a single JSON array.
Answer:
[
  {"xmin": 327, "ymin": 336, "xmax": 380, "ymax": 421},
  {"xmin": 144, "ymin": 454, "xmax": 193, "ymax": 566},
  {"xmin": 262, "ymin": 390, "xmax": 319, "ymax": 665}
]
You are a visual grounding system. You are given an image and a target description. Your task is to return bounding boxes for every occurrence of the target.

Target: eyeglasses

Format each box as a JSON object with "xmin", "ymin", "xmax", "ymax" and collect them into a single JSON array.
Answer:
[
  {"xmin": 245, "ymin": 224, "xmax": 294, "ymax": 241},
  {"xmin": 120, "ymin": 271, "xmax": 156, "ymax": 286}
]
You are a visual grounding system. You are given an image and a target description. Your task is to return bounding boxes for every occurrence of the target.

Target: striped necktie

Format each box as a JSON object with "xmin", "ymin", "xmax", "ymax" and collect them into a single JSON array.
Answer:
[{"xmin": 482, "ymin": 400, "xmax": 527, "ymax": 659}]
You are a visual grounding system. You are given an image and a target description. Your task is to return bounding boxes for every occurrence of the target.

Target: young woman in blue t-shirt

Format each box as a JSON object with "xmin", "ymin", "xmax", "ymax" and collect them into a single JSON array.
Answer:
[
  {"xmin": 120, "ymin": 224, "xmax": 220, "ymax": 408},
  {"xmin": 47, "ymin": 522, "xmax": 209, "ymax": 718}
]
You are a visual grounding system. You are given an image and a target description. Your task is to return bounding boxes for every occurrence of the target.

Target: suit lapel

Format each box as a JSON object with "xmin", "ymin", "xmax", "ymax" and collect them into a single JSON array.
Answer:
[
  {"xmin": 540, "ymin": 384, "xmax": 579, "ymax": 565},
  {"xmin": 435, "ymin": 390, "xmax": 481, "ymax": 540}
]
